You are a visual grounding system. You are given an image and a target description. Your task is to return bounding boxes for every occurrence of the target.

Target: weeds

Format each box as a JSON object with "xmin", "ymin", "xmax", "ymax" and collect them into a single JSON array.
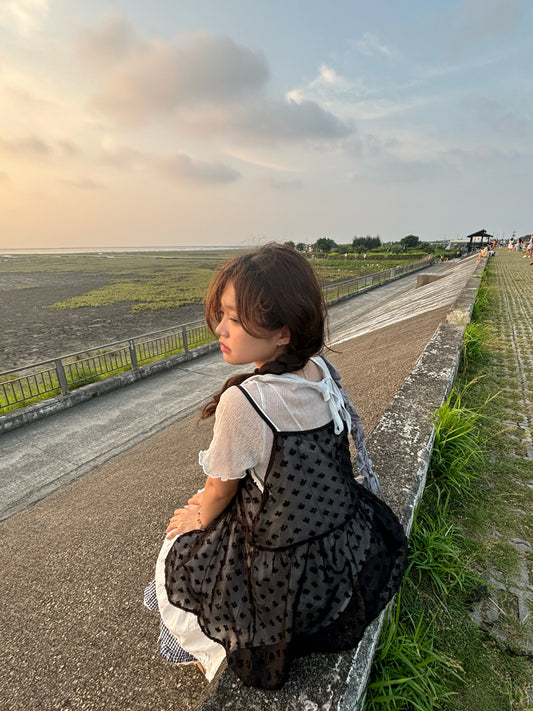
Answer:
[
  {"xmin": 365, "ymin": 594, "xmax": 463, "ymax": 711},
  {"xmin": 429, "ymin": 389, "xmax": 486, "ymax": 495},
  {"xmin": 364, "ymin": 389, "xmax": 481, "ymax": 710},
  {"xmin": 406, "ymin": 499, "xmax": 480, "ymax": 598},
  {"xmin": 460, "ymin": 322, "xmax": 490, "ymax": 377}
]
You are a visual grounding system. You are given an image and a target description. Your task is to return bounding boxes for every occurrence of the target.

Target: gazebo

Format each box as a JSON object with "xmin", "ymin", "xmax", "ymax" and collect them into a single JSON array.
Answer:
[{"xmin": 465, "ymin": 229, "xmax": 494, "ymax": 253}]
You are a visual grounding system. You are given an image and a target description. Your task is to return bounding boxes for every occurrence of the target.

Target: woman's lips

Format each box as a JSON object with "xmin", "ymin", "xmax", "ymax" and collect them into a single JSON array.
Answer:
[{"xmin": 219, "ymin": 341, "xmax": 230, "ymax": 353}]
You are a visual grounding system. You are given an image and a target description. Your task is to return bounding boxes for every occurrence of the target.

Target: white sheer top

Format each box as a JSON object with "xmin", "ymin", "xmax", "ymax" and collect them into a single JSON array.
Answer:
[{"xmin": 198, "ymin": 356, "xmax": 352, "ymax": 490}]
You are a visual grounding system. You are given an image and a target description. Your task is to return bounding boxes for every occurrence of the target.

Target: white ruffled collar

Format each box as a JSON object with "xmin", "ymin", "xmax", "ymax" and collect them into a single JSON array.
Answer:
[{"xmin": 250, "ymin": 356, "xmax": 352, "ymax": 435}]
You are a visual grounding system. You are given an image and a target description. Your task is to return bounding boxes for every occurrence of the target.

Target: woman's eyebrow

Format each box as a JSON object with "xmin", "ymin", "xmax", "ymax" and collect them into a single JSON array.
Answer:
[{"xmin": 220, "ymin": 299, "xmax": 237, "ymax": 312}]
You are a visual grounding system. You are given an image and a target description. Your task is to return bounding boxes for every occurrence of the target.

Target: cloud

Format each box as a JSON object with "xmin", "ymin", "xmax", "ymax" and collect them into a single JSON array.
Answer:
[
  {"xmin": 289, "ymin": 64, "xmax": 370, "ymax": 106},
  {"xmin": 224, "ymin": 148, "xmax": 299, "ymax": 172},
  {"xmin": 0, "ymin": 0, "xmax": 49, "ymax": 36},
  {"xmin": 98, "ymin": 142, "xmax": 147, "ymax": 171},
  {"xmin": 350, "ymin": 155, "xmax": 439, "ymax": 184},
  {"xmin": 158, "ymin": 153, "xmax": 241, "ymax": 184},
  {"xmin": 0, "ymin": 136, "xmax": 51, "ymax": 156},
  {"xmin": 91, "ymin": 31, "xmax": 269, "ymax": 123},
  {"xmin": 461, "ymin": 95, "xmax": 532, "ymax": 138},
  {"xmin": 453, "ymin": 0, "xmax": 528, "ymax": 49},
  {"xmin": 310, "ymin": 65, "xmax": 349, "ymax": 91},
  {"xmin": 61, "ymin": 178, "xmax": 105, "ymax": 190},
  {"xmin": 443, "ymin": 145, "xmax": 529, "ymax": 168},
  {"xmin": 57, "ymin": 140, "xmax": 82, "ymax": 157},
  {"xmin": 76, "ymin": 9, "xmax": 141, "ymax": 70},
  {"xmin": 260, "ymin": 176, "xmax": 304, "ymax": 191},
  {"xmin": 355, "ymin": 32, "xmax": 393, "ymax": 58},
  {"xmin": 226, "ymin": 98, "xmax": 352, "ymax": 143},
  {"xmin": 81, "ymin": 19, "xmax": 352, "ymax": 150}
]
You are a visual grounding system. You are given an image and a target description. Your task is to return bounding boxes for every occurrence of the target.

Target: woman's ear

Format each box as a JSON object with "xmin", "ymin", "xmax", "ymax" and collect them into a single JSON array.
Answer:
[{"xmin": 278, "ymin": 325, "xmax": 291, "ymax": 346}]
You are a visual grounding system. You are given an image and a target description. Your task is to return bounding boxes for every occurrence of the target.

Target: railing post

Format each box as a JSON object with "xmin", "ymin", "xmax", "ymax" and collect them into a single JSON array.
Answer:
[
  {"xmin": 129, "ymin": 340, "xmax": 138, "ymax": 369},
  {"xmin": 182, "ymin": 326, "xmax": 189, "ymax": 353},
  {"xmin": 55, "ymin": 359, "xmax": 69, "ymax": 396}
]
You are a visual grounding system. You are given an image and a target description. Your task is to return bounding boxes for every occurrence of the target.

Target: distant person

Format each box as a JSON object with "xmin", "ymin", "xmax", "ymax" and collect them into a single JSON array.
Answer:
[{"xmin": 144, "ymin": 243, "xmax": 407, "ymax": 689}]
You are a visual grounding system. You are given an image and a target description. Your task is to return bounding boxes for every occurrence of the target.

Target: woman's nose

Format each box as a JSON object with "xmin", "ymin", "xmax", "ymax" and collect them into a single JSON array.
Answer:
[{"xmin": 215, "ymin": 320, "xmax": 225, "ymax": 336}]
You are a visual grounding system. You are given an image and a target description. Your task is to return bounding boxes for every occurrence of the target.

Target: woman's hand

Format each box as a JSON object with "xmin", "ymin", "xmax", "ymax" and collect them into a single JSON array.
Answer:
[
  {"xmin": 188, "ymin": 490, "xmax": 204, "ymax": 506},
  {"xmin": 165, "ymin": 504, "xmax": 201, "ymax": 539},
  {"xmin": 165, "ymin": 477, "xmax": 239, "ymax": 540}
]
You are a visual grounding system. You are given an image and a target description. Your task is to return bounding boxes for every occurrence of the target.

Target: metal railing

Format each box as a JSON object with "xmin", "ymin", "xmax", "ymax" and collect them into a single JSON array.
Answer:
[
  {"xmin": 322, "ymin": 257, "xmax": 432, "ymax": 302},
  {"xmin": 0, "ymin": 321, "xmax": 212, "ymax": 413},
  {"xmin": 0, "ymin": 256, "xmax": 432, "ymax": 414}
]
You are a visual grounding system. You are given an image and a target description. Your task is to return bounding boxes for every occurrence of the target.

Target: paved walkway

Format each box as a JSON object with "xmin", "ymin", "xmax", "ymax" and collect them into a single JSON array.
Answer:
[
  {"xmin": 0, "ymin": 256, "xmax": 483, "ymax": 711},
  {"xmin": 468, "ymin": 249, "xmax": 533, "ymax": 667}
]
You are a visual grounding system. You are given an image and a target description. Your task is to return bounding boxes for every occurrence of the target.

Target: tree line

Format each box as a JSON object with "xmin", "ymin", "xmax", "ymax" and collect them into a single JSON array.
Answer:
[{"xmin": 284, "ymin": 234, "xmax": 435, "ymax": 255}]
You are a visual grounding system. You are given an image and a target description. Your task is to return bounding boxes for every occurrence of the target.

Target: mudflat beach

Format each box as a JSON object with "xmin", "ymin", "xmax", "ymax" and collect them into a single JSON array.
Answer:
[{"xmin": 0, "ymin": 269, "xmax": 205, "ymax": 372}]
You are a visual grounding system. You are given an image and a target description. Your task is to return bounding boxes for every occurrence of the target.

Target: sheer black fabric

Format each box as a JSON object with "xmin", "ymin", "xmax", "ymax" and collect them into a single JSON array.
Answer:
[{"xmin": 165, "ymin": 396, "xmax": 407, "ymax": 689}]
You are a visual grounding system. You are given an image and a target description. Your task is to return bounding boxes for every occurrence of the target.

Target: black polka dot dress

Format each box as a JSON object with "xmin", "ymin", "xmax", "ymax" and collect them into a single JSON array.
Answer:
[{"xmin": 163, "ymin": 384, "xmax": 407, "ymax": 689}]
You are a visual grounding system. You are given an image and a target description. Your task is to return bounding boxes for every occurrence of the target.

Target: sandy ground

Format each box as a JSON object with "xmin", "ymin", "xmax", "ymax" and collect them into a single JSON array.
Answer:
[
  {"xmin": 0, "ymin": 270, "xmax": 205, "ymax": 371},
  {"xmin": 0, "ymin": 306, "xmax": 448, "ymax": 711}
]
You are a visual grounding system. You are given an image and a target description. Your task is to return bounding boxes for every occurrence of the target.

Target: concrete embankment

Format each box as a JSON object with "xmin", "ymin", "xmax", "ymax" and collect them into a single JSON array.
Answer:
[{"xmin": 0, "ymin": 257, "xmax": 484, "ymax": 710}]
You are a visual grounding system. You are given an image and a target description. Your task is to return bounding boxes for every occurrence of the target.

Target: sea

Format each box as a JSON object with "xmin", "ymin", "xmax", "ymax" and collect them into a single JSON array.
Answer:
[{"xmin": 2, "ymin": 245, "xmax": 240, "ymax": 255}]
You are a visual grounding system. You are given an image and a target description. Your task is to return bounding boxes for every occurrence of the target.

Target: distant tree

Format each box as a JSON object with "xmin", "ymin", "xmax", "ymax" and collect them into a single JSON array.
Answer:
[
  {"xmin": 314, "ymin": 237, "xmax": 337, "ymax": 253},
  {"xmin": 352, "ymin": 237, "xmax": 366, "ymax": 253},
  {"xmin": 388, "ymin": 242, "xmax": 404, "ymax": 254},
  {"xmin": 296, "ymin": 242, "xmax": 307, "ymax": 252},
  {"xmin": 352, "ymin": 235, "xmax": 382, "ymax": 253},
  {"xmin": 400, "ymin": 234, "xmax": 420, "ymax": 250},
  {"xmin": 283, "ymin": 240, "xmax": 296, "ymax": 248},
  {"xmin": 418, "ymin": 241, "xmax": 435, "ymax": 254}
]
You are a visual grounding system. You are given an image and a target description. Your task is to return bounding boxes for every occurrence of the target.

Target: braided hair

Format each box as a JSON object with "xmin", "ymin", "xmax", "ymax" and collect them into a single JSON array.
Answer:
[{"xmin": 201, "ymin": 243, "xmax": 327, "ymax": 419}]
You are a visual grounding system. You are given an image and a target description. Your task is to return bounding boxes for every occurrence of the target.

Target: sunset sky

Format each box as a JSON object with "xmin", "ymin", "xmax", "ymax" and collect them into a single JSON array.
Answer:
[{"xmin": 1, "ymin": 0, "xmax": 531, "ymax": 250}]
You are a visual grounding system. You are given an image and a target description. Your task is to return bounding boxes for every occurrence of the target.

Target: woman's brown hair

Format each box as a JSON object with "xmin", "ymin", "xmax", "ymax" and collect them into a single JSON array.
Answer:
[{"xmin": 201, "ymin": 242, "xmax": 327, "ymax": 418}]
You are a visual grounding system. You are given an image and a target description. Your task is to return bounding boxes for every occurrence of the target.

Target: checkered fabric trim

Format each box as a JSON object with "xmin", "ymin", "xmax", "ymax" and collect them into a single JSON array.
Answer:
[{"xmin": 144, "ymin": 580, "xmax": 196, "ymax": 664}]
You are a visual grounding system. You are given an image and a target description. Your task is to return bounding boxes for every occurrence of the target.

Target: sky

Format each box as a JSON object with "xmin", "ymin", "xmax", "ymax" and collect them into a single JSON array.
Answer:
[{"xmin": 0, "ymin": 0, "xmax": 531, "ymax": 250}]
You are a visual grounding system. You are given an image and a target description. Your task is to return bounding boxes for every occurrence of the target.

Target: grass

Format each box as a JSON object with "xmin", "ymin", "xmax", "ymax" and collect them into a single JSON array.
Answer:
[
  {"xmin": 405, "ymin": 496, "xmax": 481, "ymax": 598},
  {"xmin": 364, "ymin": 593, "xmax": 463, "ymax": 711},
  {"xmin": 364, "ymin": 262, "xmax": 533, "ymax": 710},
  {"xmin": 1, "ymin": 251, "xmax": 430, "ymax": 313},
  {"xmin": 428, "ymin": 389, "xmax": 486, "ymax": 496}
]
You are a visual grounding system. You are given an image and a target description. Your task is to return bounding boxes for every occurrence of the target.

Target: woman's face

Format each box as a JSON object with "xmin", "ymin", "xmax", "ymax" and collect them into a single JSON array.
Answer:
[{"xmin": 215, "ymin": 283, "xmax": 289, "ymax": 368}]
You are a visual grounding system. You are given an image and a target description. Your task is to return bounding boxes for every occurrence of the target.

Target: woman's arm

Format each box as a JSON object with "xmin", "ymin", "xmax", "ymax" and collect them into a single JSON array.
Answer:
[
  {"xmin": 165, "ymin": 386, "xmax": 262, "ymax": 539},
  {"xmin": 165, "ymin": 476, "xmax": 240, "ymax": 539}
]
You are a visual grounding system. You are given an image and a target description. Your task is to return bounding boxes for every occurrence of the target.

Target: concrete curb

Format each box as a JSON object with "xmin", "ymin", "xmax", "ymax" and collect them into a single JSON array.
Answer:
[
  {"xmin": 195, "ymin": 259, "xmax": 487, "ymax": 710},
  {"xmin": 0, "ymin": 341, "xmax": 221, "ymax": 434}
]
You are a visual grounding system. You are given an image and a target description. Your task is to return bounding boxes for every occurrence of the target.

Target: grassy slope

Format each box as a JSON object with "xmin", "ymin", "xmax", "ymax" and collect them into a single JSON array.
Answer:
[{"xmin": 365, "ymin": 257, "xmax": 533, "ymax": 710}]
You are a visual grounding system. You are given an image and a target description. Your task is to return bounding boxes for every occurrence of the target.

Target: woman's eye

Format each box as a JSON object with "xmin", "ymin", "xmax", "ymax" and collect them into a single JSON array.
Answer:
[{"xmin": 230, "ymin": 317, "xmax": 240, "ymax": 324}]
